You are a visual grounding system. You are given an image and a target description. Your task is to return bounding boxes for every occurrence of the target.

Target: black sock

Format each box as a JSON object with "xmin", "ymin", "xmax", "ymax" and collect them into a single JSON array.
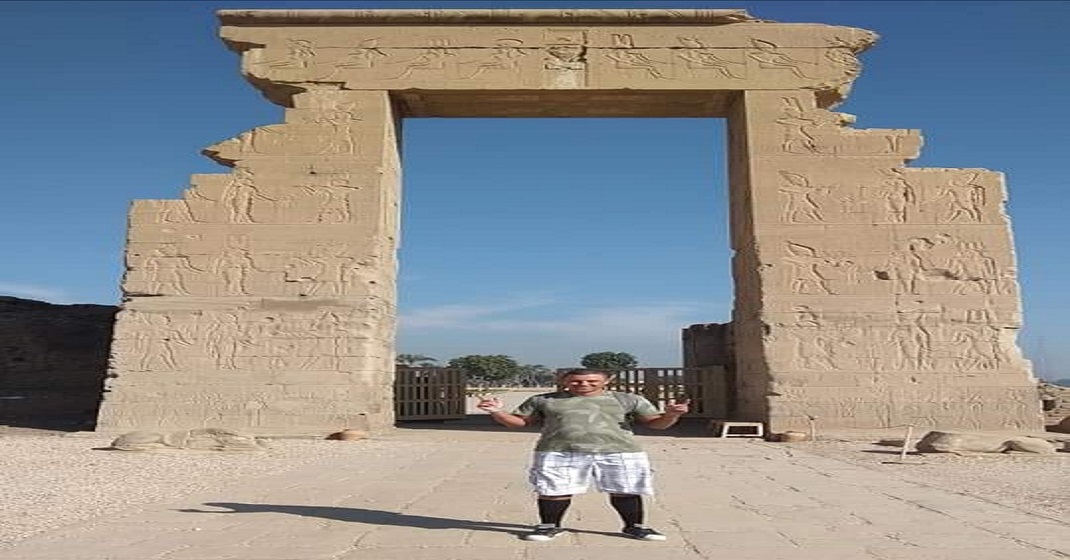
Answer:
[
  {"xmin": 609, "ymin": 494, "xmax": 644, "ymax": 527},
  {"xmin": 537, "ymin": 498, "xmax": 572, "ymax": 526}
]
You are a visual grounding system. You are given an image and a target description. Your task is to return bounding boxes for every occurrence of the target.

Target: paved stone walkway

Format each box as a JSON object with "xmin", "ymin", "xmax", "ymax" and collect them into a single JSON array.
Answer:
[{"xmin": 1, "ymin": 427, "xmax": 1067, "ymax": 560}]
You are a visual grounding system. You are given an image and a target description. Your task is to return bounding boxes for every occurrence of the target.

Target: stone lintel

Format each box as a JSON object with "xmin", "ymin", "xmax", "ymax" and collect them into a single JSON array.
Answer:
[{"xmin": 216, "ymin": 9, "xmax": 759, "ymax": 26}]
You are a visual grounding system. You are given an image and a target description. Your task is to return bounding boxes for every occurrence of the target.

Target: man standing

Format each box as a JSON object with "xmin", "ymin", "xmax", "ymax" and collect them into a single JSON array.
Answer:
[{"xmin": 476, "ymin": 368, "xmax": 689, "ymax": 542}]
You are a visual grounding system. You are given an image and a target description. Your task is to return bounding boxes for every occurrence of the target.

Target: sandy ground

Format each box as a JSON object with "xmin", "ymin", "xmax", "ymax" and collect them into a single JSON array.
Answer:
[
  {"xmin": 1, "ymin": 418, "xmax": 1066, "ymax": 548},
  {"xmin": 792, "ymin": 438, "xmax": 1069, "ymax": 521}
]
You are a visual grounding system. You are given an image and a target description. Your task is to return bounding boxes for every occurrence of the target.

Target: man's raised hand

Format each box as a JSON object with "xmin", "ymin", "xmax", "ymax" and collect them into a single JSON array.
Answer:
[
  {"xmin": 665, "ymin": 398, "xmax": 691, "ymax": 416},
  {"xmin": 476, "ymin": 395, "xmax": 505, "ymax": 413}
]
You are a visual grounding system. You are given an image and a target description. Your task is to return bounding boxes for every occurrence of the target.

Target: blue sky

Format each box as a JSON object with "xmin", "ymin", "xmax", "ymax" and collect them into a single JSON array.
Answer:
[{"xmin": 2, "ymin": 1, "xmax": 1067, "ymax": 374}]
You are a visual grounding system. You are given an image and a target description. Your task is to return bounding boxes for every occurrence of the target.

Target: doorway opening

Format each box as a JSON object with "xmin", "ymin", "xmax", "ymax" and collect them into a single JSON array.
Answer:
[{"xmin": 395, "ymin": 117, "xmax": 732, "ymax": 421}]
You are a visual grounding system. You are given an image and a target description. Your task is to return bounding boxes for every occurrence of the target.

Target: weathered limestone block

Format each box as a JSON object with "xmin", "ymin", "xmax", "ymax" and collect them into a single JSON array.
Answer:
[
  {"xmin": 110, "ymin": 428, "xmax": 267, "ymax": 452},
  {"xmin": 914, "ymin": 430, "xmax": 1057, "ymax": 455},
  {"xmin": 98, "ymin": 89, "xmax": 401, "ymax": 436},
  {"xmin": 728, "ymin": 89, "xmax": 1042, "ymax": 433},
  {"xmin": 219, "ymin": 11, "xmax": 873, "ymax": 103}
]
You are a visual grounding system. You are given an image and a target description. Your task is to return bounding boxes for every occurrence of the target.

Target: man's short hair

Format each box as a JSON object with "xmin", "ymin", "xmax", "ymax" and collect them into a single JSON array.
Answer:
[{"xmin": 560, "ymin": 368, "xmax": 611, "ymax": 378}]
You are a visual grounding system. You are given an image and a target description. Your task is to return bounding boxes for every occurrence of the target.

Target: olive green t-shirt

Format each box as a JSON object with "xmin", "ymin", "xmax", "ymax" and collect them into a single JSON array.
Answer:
[{"xmin": 514, "ymin": 391, "xmax": 660, "ymax": 453}]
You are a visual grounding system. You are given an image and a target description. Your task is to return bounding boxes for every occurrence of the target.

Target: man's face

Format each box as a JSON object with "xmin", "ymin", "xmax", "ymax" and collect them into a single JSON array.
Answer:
[{"xmin": 563, "ymin": 373, "xmax": 609, "ymax": 396}]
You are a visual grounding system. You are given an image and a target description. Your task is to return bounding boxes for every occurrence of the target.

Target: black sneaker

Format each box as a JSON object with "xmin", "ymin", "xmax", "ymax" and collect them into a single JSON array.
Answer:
[
  {"xmin": 522, "ymin": 524, "xmax": 565, "ymax": 541},
  {"xmin": 622, "ymin": 525, "xmax": 667, "ymax": 541}
]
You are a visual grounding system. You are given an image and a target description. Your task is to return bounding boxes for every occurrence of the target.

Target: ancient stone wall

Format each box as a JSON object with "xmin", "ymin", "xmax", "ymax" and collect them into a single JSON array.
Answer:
[
  {"xmin": 1040, "ymin": 383, "xmax": 1070, "ymax": 426},
  {"xmin": 97, "ymin": 8, "xmax": 1044, "ymax": 434},
  {"xmin": 0, "ymin": 297, "xmax": 116, "ymax": 428},
  {"xmin": 729, "ymin": 90, "xmax": 1041, "ymax": 431},
  {"xmin": 95, "ymin": 90, "xmax": 401, "ymax": 434},
  {"xmin": 682, "ymin": 323, "xmax": 734, "ymax": 369}
]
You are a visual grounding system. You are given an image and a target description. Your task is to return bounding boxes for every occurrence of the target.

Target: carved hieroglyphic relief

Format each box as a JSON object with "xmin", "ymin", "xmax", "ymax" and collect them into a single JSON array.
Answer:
[
  {"xmin": 676, "ymin": 36, "xmax": 746, "ymax": 79},
  {"xmin": 775, "ymin": 96, "xmax": 915, "ymax": 157},
  {"xmin": 747, "ymin": 39, "xmax": 815, "ymax": 79},
  {"xmin": 115, "ymin": 307, "xmax": 386, "ymax": 374},
  {"xmin": 782, "ymin": 241, "xmax": 859, "ymax": 295},
  {"xmin": 778, "ymin": 172, "xmax": 828, "ymax": 223},
  {"xmin": 824, "ymin": 37, "xmax": 862, "ymax": 80},
  {"xmin": 140, "ymin": 244, "xmax": 201, "ymax": 296},
  {"xmin": 772, "ymin": 168, "xmax": 1001, "ymax": 226},
  {"xmin": 392, "ymin": 38, "xmax": 457, "ymax": 80},
  {"xmin": 544, "ymin": 29, "xmax": 587, "ymax": 88},
  {"xmin": 875, "ymin": 234, "xmax": 1001, "ymax": 296},
  {"xmin": 772, "ymin": 232, "xmax": 1006, "ymax": 297},
  {"xmin": 607, "ymin": 34, "xmax": 669, "ymax": 79},
  {"xmin": 769, "ymin": 304, "xmax": 1012, "ymax": 374},
  {"xmin": 461, "ymin": 38, "xmax": 528, "ymax": 79},
  {"xmin": 336, "ymin": 39, "xmax": 387, "ymax": 70}
]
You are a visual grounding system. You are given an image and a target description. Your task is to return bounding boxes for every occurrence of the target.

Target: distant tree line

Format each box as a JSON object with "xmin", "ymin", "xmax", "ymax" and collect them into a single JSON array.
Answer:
[{"xmin": 395, "ymin": 351, "xmax": 640, "ymax": 387}]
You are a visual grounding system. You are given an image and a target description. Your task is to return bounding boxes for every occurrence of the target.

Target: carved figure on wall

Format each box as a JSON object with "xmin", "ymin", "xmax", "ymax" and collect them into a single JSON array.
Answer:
[
  {"xmin": 391, "ymin": 39, "xmax": 456, "ymax": 79},
  {"xmin": 878, "ymin": 170, "xmax": 916, "ymax": 223},
  {"xmin": 462, "ymin": 38, "xmax": 527, "ymax": 79},
  {"xmin": 311, "ymin": 311, "xmax": 349, "ymax": 370},
  {"xmin": 141, "ymin": 245, "xmax": 202, "ymax": 296},
  {"xmin": 878, "ymin": 234, "xmax": 1000, "ymax": 296},
  {"xmin": 937, "ymin": 172, "xmax": 986, "ymax": 223},
  {"xmin": 837, "ymin": 194, "xmax": 864, "ymax": 216},
  {"xmin": 139, "ymin": 315, "xmax": 193, "ymax": 371},
  {"xmin": 218, "ymin": 168, "xmax": 280, "ymax": 223},
  {"xmin": 267, "ymin": 39, "xmax": 316, "ymax": 69},
  {"xmin": 793, "ymin": 305, "xmax": 822, "ymax": 327},
  {"xmin": 948, "ymin": 241, "xmax": 998, "ymax": 295},
  {"xmin": 607, "ymin": 34, "xmax": 667, "ymax": 79},
  {"xmin": 211, "ymin": 235, "xmax": 266, "ymax": 296},
  {"xmin": 948, "ymin": 325, "xmax": 1000, "ymax": 371},
  {"xmin": 148, "ymin": 200, "xmax": 195, "ymax": 224},
  {"xmin": 283, "ymin": 242, "xmax": 356, "ymax": 296},
  {"xmin": 995, "ymin": 266, "xmax": 1018, "ymax": 295},
  {"xmin": 204, "ymin": 312, "xmax": 248, "ymax": 370},
  {"xmin": 256, "ymin": 315, "xmax": 312, "ymax": 370},
  {"xmin": 776, "ymin": 98, "xmax": 819, "ymax": 154},
  {"xmin": 825, "ymin": 37, "xmax": 862, "ymax": 79},
  {"xmin": 786, "ymin": 329, "xmax": 838, "ymax": 370},
  {"xmin": 676, "ymin": 36, "xmax": 744, "ymax": 79},
  {"xmin": 773, "ymin": 97, "xmax": 907, "ymax": 157},
  {"xmin": 545, "ymin": 44, "xmax": 586, "ymax": 70},
  {"xmin": 783, "ymin": 242, "xmax": 835, "ymax": 295},
  {"xmin": 747, "ymin": 38, "xmax": 814, "ymax": 79},
  {"xmin": 337, "ymin": 38, "xmax": 387, "ymax": 70},
  {"xmin": 778, "ymin": 171, "xmax": 827, "ymax": 223},
  {"xmin": 878, "ymin": 235, "xmax": 952, "ymax": 295},
  {"xmin": 775, "ymin": 97, "xmax": 851, "ymax": 155},
  {"xmin": 299, "ymin": 176, "xmax": 356, "ymax": 224},
  {"xmin": 891, "ymin": 310, "xmax": 934, "ymax": 371}
]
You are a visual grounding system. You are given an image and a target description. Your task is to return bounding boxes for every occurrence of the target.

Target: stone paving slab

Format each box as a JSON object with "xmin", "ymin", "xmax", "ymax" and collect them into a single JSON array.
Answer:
[{"xmin": 0, "ymin": 430, "xmax": 1065, "ymax": 560}]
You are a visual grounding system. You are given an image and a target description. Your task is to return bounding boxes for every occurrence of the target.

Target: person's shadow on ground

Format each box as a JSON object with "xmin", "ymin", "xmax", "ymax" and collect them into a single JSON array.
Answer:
[
  {"xmin": 179, "ymin": 502, "xmax": 525, "ymax": 535},
  {"xmin": 178, "ymin": 502, "xmax": 623, "ymax": 538}
]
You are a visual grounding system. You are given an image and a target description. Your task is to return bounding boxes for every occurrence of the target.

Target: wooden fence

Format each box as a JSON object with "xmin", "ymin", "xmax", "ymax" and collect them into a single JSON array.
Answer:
[
  {"xmin": 394, "ymin": 367, "xmax": 467, "ymax": 421},
  {"xmin": 394, "ymin": 366, "xmax": 731, "ymax": 421},
  {"xmin": 561, "ymin": 367, "xmax": 730, "ymax": 418}
]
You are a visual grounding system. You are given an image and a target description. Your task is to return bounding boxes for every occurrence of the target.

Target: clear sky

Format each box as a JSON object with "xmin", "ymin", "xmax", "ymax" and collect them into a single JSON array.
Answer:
[{"xmin": 2, "ymin": 1, "xmax": 1067, "ymax": 374}]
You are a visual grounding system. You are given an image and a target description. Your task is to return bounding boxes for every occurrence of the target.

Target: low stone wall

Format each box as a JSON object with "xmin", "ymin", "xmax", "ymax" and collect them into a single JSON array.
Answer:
[
  {"xmin": 0, "ymin": 297, "xmax": 117, "ymax": 429},
  {"xmin": 1040, "ymin": 382, "xmax": 1070, "ymax": 427}
]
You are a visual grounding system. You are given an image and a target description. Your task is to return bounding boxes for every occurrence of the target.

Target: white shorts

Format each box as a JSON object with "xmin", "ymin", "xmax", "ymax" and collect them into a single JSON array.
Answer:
[{"xmin": 528, "ymin": 451, "xmax": 654, "ymax": 496}]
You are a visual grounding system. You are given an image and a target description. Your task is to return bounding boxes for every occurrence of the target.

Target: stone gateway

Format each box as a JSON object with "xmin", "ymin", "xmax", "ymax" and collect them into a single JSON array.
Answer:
[{"xmin": 95, "ymin": 9, "xmax": 1044, "ymax": 435}]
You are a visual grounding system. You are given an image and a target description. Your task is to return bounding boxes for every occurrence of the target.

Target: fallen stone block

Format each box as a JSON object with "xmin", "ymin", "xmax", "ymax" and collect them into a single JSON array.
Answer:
[
  {"xmin": 110, "ymin": 428, "xmax": 266, "ymax": 452},
  {"xmin": 915, "ymin": 430, "xmax": 1057, "ymax": 455}
]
